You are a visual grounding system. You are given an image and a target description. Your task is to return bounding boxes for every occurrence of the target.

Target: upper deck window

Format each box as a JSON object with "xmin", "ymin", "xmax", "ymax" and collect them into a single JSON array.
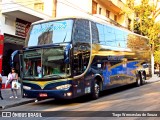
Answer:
[
  {"xmin": 26, "ymin": 20, "xmax": 73, "ymax": 47},
  {"xmin": 73, "ymin": 19, "xmax": 90, "ymax": 43}
]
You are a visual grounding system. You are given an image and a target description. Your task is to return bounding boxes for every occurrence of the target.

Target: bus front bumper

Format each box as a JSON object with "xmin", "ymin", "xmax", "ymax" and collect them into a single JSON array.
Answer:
[{"xmin": 23, "ymin": 89, "xmax": 73, "ymax": 99}]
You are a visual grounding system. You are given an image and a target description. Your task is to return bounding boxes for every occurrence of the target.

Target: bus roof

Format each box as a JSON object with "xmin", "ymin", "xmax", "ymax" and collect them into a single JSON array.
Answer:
[{"xmin": 32, "ymin": 15, "xmax": 148, "ymax": 39}]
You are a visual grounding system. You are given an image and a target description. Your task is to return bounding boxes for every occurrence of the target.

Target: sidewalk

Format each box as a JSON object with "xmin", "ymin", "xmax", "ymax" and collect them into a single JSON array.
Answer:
[
  {"xmin": 0, "ymin": 88, "xmax": 34, "ymax": 110},
  {"xmin": 146, "ymin": 74, "xmax": 160, "ymax": 83},
  {"xmin": 0, "ymin": 74, "xmax": 160, "ymax": 110}
]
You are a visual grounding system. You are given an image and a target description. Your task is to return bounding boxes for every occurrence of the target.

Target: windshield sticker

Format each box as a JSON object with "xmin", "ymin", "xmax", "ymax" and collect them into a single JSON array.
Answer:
[
  {"xmin": 31, "ymin": 21, "xmax": 67, "ymax": 35},
  {"xmin": 27, "ymin": 20, "xmax": 73, "ymax": 46}
]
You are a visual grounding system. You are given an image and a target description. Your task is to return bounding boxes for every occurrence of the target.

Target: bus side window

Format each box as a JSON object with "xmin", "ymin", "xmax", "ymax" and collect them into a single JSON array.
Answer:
[
  {"xmin": 73, "ymin": 53, "xmax": 83, "ymax": 75},
  {"xmin": 73, "ymin": 44, "xmax": 90, "ymax": 76}
]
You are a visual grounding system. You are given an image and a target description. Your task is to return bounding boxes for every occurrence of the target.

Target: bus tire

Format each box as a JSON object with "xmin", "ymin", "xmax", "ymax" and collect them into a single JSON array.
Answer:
[
  {"xmin": 136, "ymin": 73, "xmax": 141, "ymax": 87},
  {"xmin": 21, "ymin": 86, "xmax": 24, "ymax": 98},
  {"xmin": 91, "ymin": 79, "xmax": 100, "ymax": 100},
  {"xmin": 141, "ymin": 72, "xmax": 146, "ymax": 85}
]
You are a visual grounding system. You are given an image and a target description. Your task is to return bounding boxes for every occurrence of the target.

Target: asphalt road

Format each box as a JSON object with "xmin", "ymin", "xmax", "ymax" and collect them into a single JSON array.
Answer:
[{"xmin": 1, "ymin": 81, "xmax": 160, "ymax": 120}]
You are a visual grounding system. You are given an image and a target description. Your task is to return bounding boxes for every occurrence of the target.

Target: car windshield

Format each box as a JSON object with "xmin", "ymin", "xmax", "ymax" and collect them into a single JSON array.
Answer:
[
  {"xmin": 26, "ymin": 19, "xmax": 73, "ymax": 47},
  {"xmin": 23, "ymin": 47, "xmax": 71, "ymax": 79}
]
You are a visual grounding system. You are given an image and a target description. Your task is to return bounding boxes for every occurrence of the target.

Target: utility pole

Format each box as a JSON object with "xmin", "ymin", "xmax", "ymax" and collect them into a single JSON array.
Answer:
[{"xmin": 151, "ymin": 44, "xmax": 154, "ymax": 77}]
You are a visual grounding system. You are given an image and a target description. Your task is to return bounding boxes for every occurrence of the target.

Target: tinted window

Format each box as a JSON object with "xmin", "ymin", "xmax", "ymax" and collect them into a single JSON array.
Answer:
[
  {"xmin": 104, "ymin": 26, "xmax": 116, "ymax": 47},
  {"xmin": 73, "ymin": 43, "xmax": 91, "ymax": 76},
  {"xmin": 91, "ymin": 21, "xmax": 129, "ymax": 48},
  {"xmin": 72, "ymin": 19, "xmax": 91, "ymax": 76},
  {"xmin": 73, "ymin": 19, "xmax": 90, "ymax": 43},
  {"xmin": 115, "ymin": 29, "xmax": 126, "ymax": 48},
  {"xmin": 91, "ymin": 22, "xmax": 99, "ymax": 43},
  {"xmin": 97, "ymin": 24, "xmax": 105, "ymax": 44}
]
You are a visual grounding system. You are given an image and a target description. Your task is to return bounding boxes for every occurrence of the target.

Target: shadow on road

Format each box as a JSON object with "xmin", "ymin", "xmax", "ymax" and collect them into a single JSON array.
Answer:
[{"xmin": 34, "ymin": 83, "xmax": 137, "ymax": 106}]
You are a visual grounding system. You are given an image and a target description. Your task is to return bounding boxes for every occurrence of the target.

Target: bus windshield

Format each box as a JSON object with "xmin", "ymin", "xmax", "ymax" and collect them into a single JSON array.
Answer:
[
  {"xmin": 23, "ymin": 47, "xmax": 71, "ymax": 79},
  {"xmin": 26, "ymin": 19, "xmax": 73, "ymax": 47}
]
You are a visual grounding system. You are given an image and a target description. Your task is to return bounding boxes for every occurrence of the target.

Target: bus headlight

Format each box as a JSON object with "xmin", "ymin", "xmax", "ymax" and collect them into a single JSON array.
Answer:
[
  {"xmin": 56, "ymin": 84, "xmax": 71, "ymax": 90},
  {"xmin": 23, "ymin": 86, "xmax": 31, "ymax": 90}
]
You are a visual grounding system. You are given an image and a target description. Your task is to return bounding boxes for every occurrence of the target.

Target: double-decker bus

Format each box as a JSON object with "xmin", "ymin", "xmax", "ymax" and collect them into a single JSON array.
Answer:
[{"xmin": 18, "ymin": 16, "xmax": 151, "ymax": 100}]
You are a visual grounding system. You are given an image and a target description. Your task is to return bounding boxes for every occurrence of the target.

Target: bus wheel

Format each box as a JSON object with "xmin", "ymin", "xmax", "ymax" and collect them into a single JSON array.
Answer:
[
  {"xmin": 21, "ymin": 86, "xmax": 24, "ymax": 98},
  {"xmin": 141, "ymin": 72, "xmax": 146, "ymax": 85},
  {"xmin": 136, "ymin": 74, "xmax": 141, "ymax": 87},
  {"xmin": 92, "ymin": 79, "xmax": 100, "ymax": 99}
]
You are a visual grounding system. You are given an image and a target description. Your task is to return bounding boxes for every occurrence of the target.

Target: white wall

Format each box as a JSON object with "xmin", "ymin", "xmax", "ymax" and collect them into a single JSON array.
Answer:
[
  {"xmin": 43, "ymin": 0, "xmax": 54, "ymax": 17},
  {"xmin": 56, "ymin": 0, "xmax": 91, "ymax": 17},
  {"xmin": 0, "ymin": 15, "xmax": 16, "ymax": 35}
]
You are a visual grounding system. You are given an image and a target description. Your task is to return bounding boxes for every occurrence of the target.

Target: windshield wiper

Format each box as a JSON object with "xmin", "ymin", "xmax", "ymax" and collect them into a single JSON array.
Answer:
[
  {"xmin": 63, "ymin": 32, "xmax": 67, "ymax": 42},
  {"xmin": 45, "ymin": 74, "xmax": 63, "ymax": 78},
  {"xmin": 23, "ymin": 75, "xmax": 36, "ymax": 79}
]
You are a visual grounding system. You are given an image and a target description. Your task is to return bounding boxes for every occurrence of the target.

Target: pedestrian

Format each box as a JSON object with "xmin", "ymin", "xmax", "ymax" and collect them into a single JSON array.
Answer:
[
  {"xmin": 0, "ymin": 73, "xmax": 3, "ymax": 100},
  {"xmin": 9, "ymin": 68, "xmax": 18, "ymax": 98}
]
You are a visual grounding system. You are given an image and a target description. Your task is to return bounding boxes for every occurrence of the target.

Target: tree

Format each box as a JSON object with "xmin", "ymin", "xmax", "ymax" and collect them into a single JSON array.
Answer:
[
  {"xmin": 125, "ymin": 0, "xmax": 160, "ymax": 40},
  {"xmin": 154, "ymin": 50, "xmax": 160, "ymax": 64}
]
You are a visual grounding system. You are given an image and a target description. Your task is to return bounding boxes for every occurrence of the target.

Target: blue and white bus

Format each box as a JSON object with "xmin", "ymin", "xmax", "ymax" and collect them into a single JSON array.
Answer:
[{"xmin": 18, "ymin": 16, "xmax": 151, "ymax": 100}]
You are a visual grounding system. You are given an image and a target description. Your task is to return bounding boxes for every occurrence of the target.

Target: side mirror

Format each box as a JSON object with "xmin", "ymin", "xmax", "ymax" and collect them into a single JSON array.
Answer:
[{"xmin": 10, "ymin": 50, "xmax": 19, "ymax": 68}]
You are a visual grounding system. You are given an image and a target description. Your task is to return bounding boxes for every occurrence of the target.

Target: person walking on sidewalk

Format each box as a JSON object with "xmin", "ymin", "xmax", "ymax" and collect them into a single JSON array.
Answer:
[
  {"xmin": 0, "ymin": 73, "xmax": 3, "ymax": 100},
  {"xmin": 9, "ymin": 68, "xmax": 18, "ymax": 98}
]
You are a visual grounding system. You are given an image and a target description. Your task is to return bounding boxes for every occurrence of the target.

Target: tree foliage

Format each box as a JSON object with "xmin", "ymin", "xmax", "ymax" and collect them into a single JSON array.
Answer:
[
  {"xmin": 126, "ymin": 0, "xmax": 160, "ymax": 64},
  {"xmin": 154, "ymin": 50, "xmax": 160, "ymax": 64}
]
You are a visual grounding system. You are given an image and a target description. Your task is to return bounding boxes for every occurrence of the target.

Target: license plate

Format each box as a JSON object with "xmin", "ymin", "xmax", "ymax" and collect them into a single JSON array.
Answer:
[{"xmin": 39, "ymin": 93, "xmax": 48, "ymax": 97}]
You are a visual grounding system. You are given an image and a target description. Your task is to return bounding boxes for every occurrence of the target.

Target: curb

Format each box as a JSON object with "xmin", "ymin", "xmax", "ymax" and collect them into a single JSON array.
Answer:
[
  {"xmin": 146, "ymin": 80, "xmax": 160, "ymax": 83},
  {"xmin": 0, "ymin": 99, "xmax": 35, "ymax": 110}
]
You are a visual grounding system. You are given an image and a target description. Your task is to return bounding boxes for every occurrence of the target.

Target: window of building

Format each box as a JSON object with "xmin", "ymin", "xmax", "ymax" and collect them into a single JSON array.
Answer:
[
  {"xmin": 106, "ymin": 10, "xmax": 110, "ymax": 18},
  {"xmin": 114, "ymin": 15, "xmax": 117, "ymax": 21},
  {"xmin": 128, "ymin": 19, "xmax": 131, "ymax": 30},
  {"xmin": 99, "ymin": 7, "xmax": 102, "ymax": 14},
  {"xmin": 92, "ymin": 1, "xmax": 97, "ymax": 14},
  {"xmin": 34, "ymin": 2, "xmax": 44, "ymax": 11}
]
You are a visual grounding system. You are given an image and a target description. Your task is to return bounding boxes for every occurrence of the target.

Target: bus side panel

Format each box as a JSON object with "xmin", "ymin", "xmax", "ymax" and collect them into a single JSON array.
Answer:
[{"xmin": 88, "ymin": 41, "xmax": 145, "ymax": 91}]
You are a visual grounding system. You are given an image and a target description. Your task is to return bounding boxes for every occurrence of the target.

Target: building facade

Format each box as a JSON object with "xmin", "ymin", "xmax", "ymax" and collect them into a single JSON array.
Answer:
[
  {"xmin": 0, "ymin": 0, "xmax": 52, "ymax": 75},
  {"xmin": 0, "ymin": 0, "xmax": 130, "ymax": 75},
  {"xmin": 55, "ymin": 0, "xmax": 129, "ymax": 27}
]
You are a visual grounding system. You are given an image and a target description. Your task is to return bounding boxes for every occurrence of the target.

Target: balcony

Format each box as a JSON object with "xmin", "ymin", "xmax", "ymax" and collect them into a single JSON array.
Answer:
[
  {"xmin": 1, "ymin": 1, "xmax": 51, "ymax": 22},
  {"xmin": 98, "ymin": 0, "xmax": 125, "ymax": 13}
]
